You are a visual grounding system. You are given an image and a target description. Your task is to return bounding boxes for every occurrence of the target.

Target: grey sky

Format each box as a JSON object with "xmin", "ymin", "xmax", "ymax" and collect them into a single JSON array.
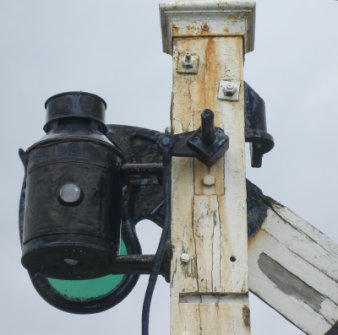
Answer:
[{"xmin": 1, "ymin": 0, "xmax": 338, "ymax": 334}]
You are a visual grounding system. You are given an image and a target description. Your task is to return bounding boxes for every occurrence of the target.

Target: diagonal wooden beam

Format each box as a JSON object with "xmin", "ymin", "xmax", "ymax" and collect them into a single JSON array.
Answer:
[{"xmin": 247, "ymin": 181, "xmax": 338, "ymax": 335}]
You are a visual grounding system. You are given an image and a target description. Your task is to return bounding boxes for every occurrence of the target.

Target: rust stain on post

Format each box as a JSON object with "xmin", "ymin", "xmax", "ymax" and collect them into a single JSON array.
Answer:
[
  {"xmin": 201, "ymin": 23, "xmax": 210, "ymax": 33},
  {"xmin": 204, "ymin": 38, "xmax": 219, "ymax": 110},
  {"xmin": 242, "ymin": 305, "xmax": 251, "ymax": 328},
  {"xmin": 248, "ymin": 226, "xmax": 264, "ymax": 247},
  {"xmin": 172, "ymin": 24, "xmax": 180, "ymax": 35}
]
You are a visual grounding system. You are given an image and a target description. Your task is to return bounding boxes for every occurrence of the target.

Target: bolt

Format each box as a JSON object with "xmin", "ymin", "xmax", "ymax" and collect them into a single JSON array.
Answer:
[
  {"xmin": 182, "ymin": 52, "xmax": 193, "ymax": 68},
  {"xmin": 223, "ymin": 81, "xmax": 237, "ymax": 97},
  {"xmin": 161, "ymin": 136, "xmax": 171, "ymax": 146},
  {"xmin": 59, "ymin": 183, "xmax": 83, "ymax": 205},
  {"xmin": 203, "ymin": 175, "xmax": 215, "ymax": 186},
  {"xmin": 184, "ymin": 52, "xmax": 192, "ymax": 62},
  {"xmin": 201, "ymin": 23, "xmax": 209, "ymax": 31},
  {"xmin": 180, "ymin": 253, "xmax": 190, "ymax": 264}
]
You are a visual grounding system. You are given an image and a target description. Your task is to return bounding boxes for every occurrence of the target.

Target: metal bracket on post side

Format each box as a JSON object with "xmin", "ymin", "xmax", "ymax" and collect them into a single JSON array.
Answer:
[
  {"xmin": 244, "ymin": 82, "xmax": 274, "ymax": 167},
  {"xmin": 159, "ymin": 109, "xmax": 229, "ymax": 167}
]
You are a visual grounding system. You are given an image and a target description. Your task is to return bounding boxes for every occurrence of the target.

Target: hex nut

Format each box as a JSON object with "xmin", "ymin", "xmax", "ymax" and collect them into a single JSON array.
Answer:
[
  {"xmin": 182, "ymin": 52, "xmax": 193, "ymax": 68},
  {"xmin": 223, "ymin": 82, "xmax": 237, "ymax": 96}
]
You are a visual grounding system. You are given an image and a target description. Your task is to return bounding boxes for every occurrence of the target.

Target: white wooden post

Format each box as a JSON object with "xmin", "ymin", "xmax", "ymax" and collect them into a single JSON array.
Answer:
[
  {"xmin": 248, "ymin": 187, "xmax": 338, "ymax": 335},
  {"xmin": 160, "ymin": 1, "xmax": 256, "ymax": 334}
]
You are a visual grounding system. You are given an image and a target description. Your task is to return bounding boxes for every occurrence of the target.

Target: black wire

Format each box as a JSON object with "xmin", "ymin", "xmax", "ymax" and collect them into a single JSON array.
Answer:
[{"xmin": 141, "ymin": 137, "xmax": 171, "ymax": 335}]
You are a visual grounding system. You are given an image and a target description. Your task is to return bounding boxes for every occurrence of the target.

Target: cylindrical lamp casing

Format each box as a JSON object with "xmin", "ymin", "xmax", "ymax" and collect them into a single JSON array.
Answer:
[{"xmin": 21, "ymin": 92, "xmax": 123, "ymax": 279}]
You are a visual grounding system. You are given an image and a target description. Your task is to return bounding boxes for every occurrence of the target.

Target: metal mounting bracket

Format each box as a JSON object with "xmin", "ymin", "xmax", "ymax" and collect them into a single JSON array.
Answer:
[{"xmin": 159, "ymin": 109, "xmax": 229, "ymax": 167}]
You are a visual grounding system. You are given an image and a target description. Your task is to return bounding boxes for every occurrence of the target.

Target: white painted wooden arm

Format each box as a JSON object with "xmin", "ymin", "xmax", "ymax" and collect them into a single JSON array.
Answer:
[{"xmin": 248, "ymin": 182, "xmax": 338, "ymax": 335}]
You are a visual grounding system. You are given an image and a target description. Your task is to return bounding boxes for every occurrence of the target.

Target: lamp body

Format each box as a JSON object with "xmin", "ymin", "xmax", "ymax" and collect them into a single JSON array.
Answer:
[{"xmin": 21, "ymin": 92, "xmax": 123, "ymax": 279}]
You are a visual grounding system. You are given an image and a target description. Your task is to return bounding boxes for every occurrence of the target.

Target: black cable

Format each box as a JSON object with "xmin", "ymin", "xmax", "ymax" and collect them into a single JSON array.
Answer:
[{"xmin": 141, "ymin": 136, "xmax": 171, "ymax": 335}]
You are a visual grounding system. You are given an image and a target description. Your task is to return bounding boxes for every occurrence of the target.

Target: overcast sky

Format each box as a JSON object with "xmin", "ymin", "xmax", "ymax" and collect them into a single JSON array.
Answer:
[{"xmin": 1, "ymin": 0, "xmax": 338, "ymax": 334}]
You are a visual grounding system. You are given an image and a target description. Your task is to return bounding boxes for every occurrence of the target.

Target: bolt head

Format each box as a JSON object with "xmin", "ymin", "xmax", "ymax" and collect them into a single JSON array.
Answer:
[
  {"xmin": 201, "ymin": 23, "xmax": 209, "ymax": 31},
  {"xmin": 203, "ymin": 175, "xmax": 215, "ymax": 186},
  {"xmin": 223, "ymin": 82, "xmax": 237, "ymax": 96},
  {"xmin": 180, "ymin": 253, "xmax": 190, "ymax": 263},
  {"xmin": 161, "ymin": 136, "xmax": 171, "ymax": 146}
]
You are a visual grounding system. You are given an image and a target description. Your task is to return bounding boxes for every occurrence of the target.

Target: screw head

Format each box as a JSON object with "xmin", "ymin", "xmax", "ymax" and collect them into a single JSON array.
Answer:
[{"xmin": 59, "ymin": 183, "xmax": 83, "ymax": 206}]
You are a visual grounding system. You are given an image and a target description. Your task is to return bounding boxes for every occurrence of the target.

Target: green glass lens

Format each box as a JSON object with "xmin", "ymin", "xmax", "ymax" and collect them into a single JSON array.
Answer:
[{"xmin": 47, "ymin": 241, "xmax": 127, "ymax": 301}]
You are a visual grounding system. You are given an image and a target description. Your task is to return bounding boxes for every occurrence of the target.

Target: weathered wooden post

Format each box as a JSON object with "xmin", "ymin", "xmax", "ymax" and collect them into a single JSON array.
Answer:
[{"xmin": 160, "ymin": 1, "xmax": 255, "ymax": 334}]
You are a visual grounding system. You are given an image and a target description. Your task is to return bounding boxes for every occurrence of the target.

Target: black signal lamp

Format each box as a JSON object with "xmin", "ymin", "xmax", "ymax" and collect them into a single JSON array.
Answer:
[{"xmin": 21, "ymin": 92, "xmax": 123, "ymax": 280}]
